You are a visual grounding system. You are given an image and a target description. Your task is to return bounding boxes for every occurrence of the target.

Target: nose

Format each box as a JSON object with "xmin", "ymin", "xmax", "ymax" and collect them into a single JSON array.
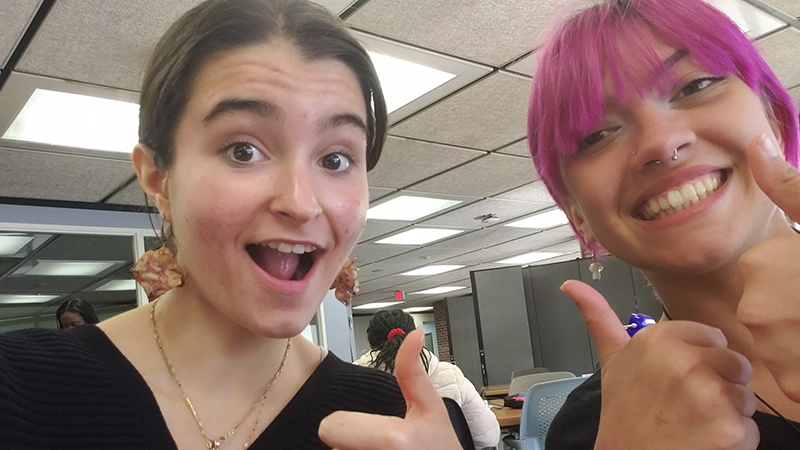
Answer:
[
  {"xmin": 269, "ymin": 161, "xmax": 323, "ymax": 224},
  {"xmin": 629, "ymin": 104, "xmax": 696, "ymax": 169}
]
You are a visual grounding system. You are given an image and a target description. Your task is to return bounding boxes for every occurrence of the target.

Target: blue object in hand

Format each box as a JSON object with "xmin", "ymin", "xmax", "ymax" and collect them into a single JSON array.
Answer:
[{"xmin": 625, "ymin": 313, "xmax": 656, "ymax": 337}]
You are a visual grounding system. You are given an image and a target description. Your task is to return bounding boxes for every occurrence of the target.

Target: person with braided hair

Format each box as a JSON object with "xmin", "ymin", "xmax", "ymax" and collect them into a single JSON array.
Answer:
[{"xmin": 354, "ymin": 310, "xmax": 500, "ymax": 449}]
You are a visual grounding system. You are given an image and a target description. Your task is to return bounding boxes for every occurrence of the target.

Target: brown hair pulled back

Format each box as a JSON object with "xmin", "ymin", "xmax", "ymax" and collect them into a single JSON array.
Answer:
[{"xmin": 139, "ymin": 0, "xmax": 386, "ymax": 172}]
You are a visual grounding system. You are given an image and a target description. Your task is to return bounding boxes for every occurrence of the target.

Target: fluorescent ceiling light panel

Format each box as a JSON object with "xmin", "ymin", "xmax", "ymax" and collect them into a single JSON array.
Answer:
[
  {"xmin": 3, "ymin": 89, "xmax": 139, "ymax": 153},
  {"xmin": 404, "ymin": 306, "xmax": 434, "ymax": 313},
  {"xmin": 353, "ymin": 301, "xmax": 404, "ymax": 310},
  {"xmin": 367, "ymin": 195, "xmax": 462, "ymax": 221},
  {"xmin": 497, "ymin": 252, "xmax": 563, "ymax": 265},
  {"xmin": 707, "ymin": 0, "xmax": 785, "ymax": 38},
  {"xmin": 0, "ymin": 235, "xmax": 34, "ymax": 256},
  {"xmin": 505, "ymin": 210, "xmax": 569, "ymax": 229},
  {"xmin": 22, "ymin": 260, "xmax": 120, "ymax": 277},
  {"xmin": 376, "ymin": 228, "xmax": 464, "ymax": 245},
  {"xmin": 368, "ymin": 51, "xmax": 456, "ymax": 113},
  {"xmin": 0, "ymin": 294, "xmax": 59, "ymax": 304},
  {"xmin": 402, "ymin": 265, "xmax": 465, "ymax": 276},
  {"xmin": 411, "ymin": 286, "xmax": 467, "ymax": 295},
  {"xmin": 95, "ymin": 279, "xmax": 137, "ymax": 291}
]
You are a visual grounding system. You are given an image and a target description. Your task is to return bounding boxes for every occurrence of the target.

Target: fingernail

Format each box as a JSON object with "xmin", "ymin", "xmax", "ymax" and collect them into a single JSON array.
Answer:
[{"xmin": 760, "ymin": 133, "xmax": 780, "ymax": 158}]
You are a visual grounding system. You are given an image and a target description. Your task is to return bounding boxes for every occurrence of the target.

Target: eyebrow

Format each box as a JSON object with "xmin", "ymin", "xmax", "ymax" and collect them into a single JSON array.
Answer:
[
  {"xmin": 319, "ymin": 113, "xmax": 368, "ymax": 136},
  {"xmin": 663, "ymin": 48, "xmax": 689, "ymax": 69},
  {"xmin": 202, "ymin": 98, "xmax": 284, "ymax": 123},
  {"xmin": 601, "ymin": 48, "xmax": 691, "ymax": 109}
]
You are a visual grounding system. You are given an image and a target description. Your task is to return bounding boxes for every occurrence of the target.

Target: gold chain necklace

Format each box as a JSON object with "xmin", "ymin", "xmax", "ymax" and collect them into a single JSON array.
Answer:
[{"xmin": 150, "ymin": 299, "xmax": 291, "ymax": 449}]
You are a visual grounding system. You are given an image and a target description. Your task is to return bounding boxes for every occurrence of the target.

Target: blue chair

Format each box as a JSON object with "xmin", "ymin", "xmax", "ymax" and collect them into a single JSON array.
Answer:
[{"xmin": 502, "ymin": 376, "xmax": 587, "ymax": 450}]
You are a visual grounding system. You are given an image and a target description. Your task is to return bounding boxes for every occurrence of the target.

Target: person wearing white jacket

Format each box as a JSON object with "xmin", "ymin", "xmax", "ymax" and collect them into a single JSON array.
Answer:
[{"xmin": 353, "ymin": 310, "xmax": 501, "ymax": 449}]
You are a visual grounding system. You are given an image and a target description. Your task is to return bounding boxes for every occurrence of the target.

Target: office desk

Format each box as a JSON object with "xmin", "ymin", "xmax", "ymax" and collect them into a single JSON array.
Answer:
[
  {"xmin": 491, "ymin": 406, "xmax": 522, "ymax": 428},
  {"xmin": 483, "ymin": 384, "xmax": 509, "ymax": 398}
]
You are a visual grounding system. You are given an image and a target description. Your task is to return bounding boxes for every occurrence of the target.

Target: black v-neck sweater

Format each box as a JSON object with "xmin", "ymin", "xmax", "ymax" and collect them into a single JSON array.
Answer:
[{"xmin": 0, "ymin": 326, "xmax": 406, "ymax": 449}]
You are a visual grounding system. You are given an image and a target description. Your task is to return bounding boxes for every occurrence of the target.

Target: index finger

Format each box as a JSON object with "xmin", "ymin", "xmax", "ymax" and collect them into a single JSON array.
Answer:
[{"xmin": 748, "ymin": 133, "xmax": 800, "ymax": 223}]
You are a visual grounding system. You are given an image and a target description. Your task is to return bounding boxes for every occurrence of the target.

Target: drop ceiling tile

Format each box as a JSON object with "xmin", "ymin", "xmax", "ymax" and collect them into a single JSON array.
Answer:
[
  {"xmin": 495, "ymin": 139, "xmax": 530, "ymax": 157},
  {"xmin": 0, "ymin": 276, "xmax": 97, "ymax": 294},
  {"xmin": 358, "ymin": 247, "xmax": 473, "ymax": 281},
  {"xmin": 346, "ymin": 0, "xmax": 592, "ymax": 66},
  {"xmin": 390, "ymin": 72, "xmax": 531, "ymax": 151},
  {"xmin": 104, "ymin": 180, "xmax": 147, "ymax": 206},
  {"xmin": 358, "ymin": 274, "xmax": 410, "ymax": 294},
  {"xmin": 0, "ymin": 0, "xmax": 39, "ymax": 68},
  {"xmin": 538, "ymin": 239, "xmax": 582, "ymax": 254},
  {"xmin": 351, "ymin": 243, "xmax": 416, "ymax": 266},
  {"xmin": 352, "ymin": 289, "xmax": 399, "ymax": 307},
  {"xmin": 403, "ymin": 278, "xmax": 471, "ymax": 296},
  {"xmin": 359, "ymin": 220, "xmax": 412, "ymax": 243},
  {"xmin": 368, "ymin": 136, "xmax": 484, "ymax": 189},
  {"xmin": 312, "ymin": 0, "xmax": 356, "ymax": 15},
  {"xmin": 0, "ymin": 147, "xmax": 134, "ymax": 202},
  {"xmin": 764, "ymin": 0, "xmax": 800, "ymax": 17},
  {"xmin": 35, "ymin": 234, "xmax": 135, "ymax": 262},
  {"xmin": 369, "ymin": 187, "xmax": 396, "ymax": 202},
  {"xmin": 757, "ymin": 27, "xmax": 800, "ymax": 88},
  {"xmin": 406, "ymin": 153, "xmax": 539, "ymax": 197},
  {"xmin": 493, "ymin": 180, "xmax": 557, "ymax": 205},
  {"xmin": 505, "ymin": 52, "xmax": 537, "ymax": 77},
  {"xmin": 420, "ymin": 199, "xmax": 543, "ymax": 228},
  {"xmin": 17, "ymin": 0, "xmax": 205, "ymax": 90},
  {"xmin": 429, "ymin": 226, "xmax": 536, "ymax": 250}
]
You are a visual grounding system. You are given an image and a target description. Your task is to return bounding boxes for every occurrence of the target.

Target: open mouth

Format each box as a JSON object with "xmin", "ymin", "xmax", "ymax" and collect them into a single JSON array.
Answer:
[
  {"xmin": 635, "ymin": 169, "xmax": 730, "ymax": 221},
  {"xmin": 246, "ymin": 241, "xmax": 320, "ymax": 281}
]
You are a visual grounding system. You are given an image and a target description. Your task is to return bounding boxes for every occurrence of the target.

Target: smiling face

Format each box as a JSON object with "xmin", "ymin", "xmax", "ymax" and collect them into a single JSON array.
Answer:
[
  {"xmin": 561, "ymin": 39, "xmax": 785, "ymax": 274},
  {"xmin": 148, "ymin": 41, "xmax": 369, "ymax": 337}
]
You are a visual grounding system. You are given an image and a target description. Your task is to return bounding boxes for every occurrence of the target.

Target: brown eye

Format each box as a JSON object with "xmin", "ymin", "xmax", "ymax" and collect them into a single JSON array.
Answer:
[
  {"xmin": 225, "ymin": 142, "xmax": 265, "ymax": 164},
  {"xmin": 321, "ymin": 152, "xmax": 351, "ymax": 172}
]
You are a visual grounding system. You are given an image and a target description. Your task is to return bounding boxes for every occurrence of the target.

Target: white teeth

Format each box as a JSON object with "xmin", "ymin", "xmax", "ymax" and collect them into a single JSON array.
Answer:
[
  {"xmin": 667, "ymin": 190, "xmax": 683, "ymax": 208},
  {"xmin": 261, "ymin": 241, "xmax": 318, "ymax": 254},
  {"xmin": 637, "ymin": 171, "xmax": 725, "ymax": 221},
  {"xmin": 694, "ymin": 181, "xmax": 707, "ymax": 199}
]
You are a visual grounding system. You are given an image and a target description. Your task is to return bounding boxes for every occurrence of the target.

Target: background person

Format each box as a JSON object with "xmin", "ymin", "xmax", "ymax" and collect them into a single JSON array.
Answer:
[
  {"xmin": 56, "ymin": 298, "xmax": 99, "ymax": 330},
  {"xmin": 354, "ymin": 310, "xmax": 501, "ymax": 449}
]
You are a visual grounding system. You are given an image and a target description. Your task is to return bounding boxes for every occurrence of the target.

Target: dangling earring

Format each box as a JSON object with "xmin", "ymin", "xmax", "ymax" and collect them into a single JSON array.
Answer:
[
  {"xmin": 331, "ymin": 258, "xmax": 359, "ymax": 306},
  {"xmin": 132, "ymin": 246, "xmax": 186, "ymax": 301},
  {"xmin": 588, "ymin": 250, "xmax": 604, "ymax": 281}
]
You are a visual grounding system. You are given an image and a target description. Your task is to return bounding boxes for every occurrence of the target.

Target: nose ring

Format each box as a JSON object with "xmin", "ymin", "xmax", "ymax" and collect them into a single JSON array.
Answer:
[{"xmin": 671, "ymin": 148, "xmax": 678, "ymax": 161}]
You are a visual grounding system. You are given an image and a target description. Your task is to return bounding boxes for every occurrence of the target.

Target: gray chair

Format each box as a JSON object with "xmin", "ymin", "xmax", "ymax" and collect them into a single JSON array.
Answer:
[
  {"xmin": 508, "ymin": 371, "xmax": 574, "ymax": 397},
  {"xmin": 510, "ymin": 367, "xmax": 549, "ymax": 379},
  {"xmin": 503, "ymin": 376, "xmax": 587, "ymax": 450}
]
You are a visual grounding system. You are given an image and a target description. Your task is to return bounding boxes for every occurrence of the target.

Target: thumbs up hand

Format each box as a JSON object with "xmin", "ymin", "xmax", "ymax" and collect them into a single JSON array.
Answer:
[
  {"xmin": 319, "ymin": 330, "xmax": 462, "ymax": 450},
  {"xmin": 737, "ymin": 133, "xmax": 800, "ymax": 403},
  {"xmin": 561, "ymin": 280, "xmax": 759, "ymax": 450}
]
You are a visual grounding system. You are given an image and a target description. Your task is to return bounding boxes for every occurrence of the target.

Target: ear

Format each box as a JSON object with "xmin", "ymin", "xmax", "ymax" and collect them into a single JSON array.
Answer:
[
  {"xmin": 564, "ymin": 203, "xmax": 596, "ymax": 246},
  {"xmin": 132, "ymin": 144, "xmax": 172, "ymax": 222}
]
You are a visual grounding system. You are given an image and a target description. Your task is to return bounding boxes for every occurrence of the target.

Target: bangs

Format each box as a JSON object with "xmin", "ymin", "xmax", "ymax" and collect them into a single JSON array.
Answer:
[{"xmin": 529, "ymin": 0, "xmax": 800, "ymax": 211}]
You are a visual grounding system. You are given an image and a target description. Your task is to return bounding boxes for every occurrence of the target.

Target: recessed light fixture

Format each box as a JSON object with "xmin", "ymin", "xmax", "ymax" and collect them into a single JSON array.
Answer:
[
  {"xmin": 376, "ymin": 228, "xmax": 464, "ymax": 245},
  {"xmin": 505, "ymin": 209, "xmax": 569, "ymax": 229},
  {"xmin": 3, "ymin": 88, "xmax": 139, "ymax": 153},
  {"xmin": 497, "ymin": 252, "xmax": 562, "ymax": 265},
  {"xmin": 17, "ymin": 260, "xmax": 121, "ymax": 277},
  {"xmin": 0, "ymin": 294, "xmax": 59, "ymax": 304},
  {"xmin": 707, "ymin": 0, "xmax": 785, "ymax": 38},
  {"xmin": 368, "ymin": 52, "xmax": 457, "ymax": 113},
  {"xmin": 0, "ymin": 235, "xmax": 34, "ymax": 256},
  {"xmin": 94, "ymin": 279, "xmax": 137, "ymax": 291},
  {"xmin": 403, "ymin": 306, "xmax": 434, "ymax": 313},
  {"xmin": 411, "ymin": 286, "xmax": 467, "ymax": 295},
  {"xmin": 367, "ymin": 196, "xmax": 462, "ymax": 221},
  {"xmin": 353, "ymin": 301, "xmax": 404, "ymax": 310},
  {"xmin": 402, "ymin": 265, "xmax": 465, "ymax": 276}
]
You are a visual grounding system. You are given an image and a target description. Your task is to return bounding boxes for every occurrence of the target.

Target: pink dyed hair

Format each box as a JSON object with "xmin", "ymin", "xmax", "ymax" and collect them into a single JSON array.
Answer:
[{"xmin": 528, "ymin": 0, "xmax": 800, "ymax": 251}]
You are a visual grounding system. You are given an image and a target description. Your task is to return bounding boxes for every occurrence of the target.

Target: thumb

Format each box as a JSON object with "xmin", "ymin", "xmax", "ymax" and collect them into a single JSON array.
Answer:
[
  {"xmin": 748, "ymin": 133, "xmax": 800, "ymax": 223},
  {"xmin": 561, "ymin": 280, "xmax": 630, "ymax": 366},
  {"xmin": 394, "ymin": 330, "xmax": 448, "ymax": 417}
]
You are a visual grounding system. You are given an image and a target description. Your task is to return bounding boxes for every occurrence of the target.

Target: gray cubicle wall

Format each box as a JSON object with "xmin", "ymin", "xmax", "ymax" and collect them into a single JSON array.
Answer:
[
  {"xmin": 446, "ymin": 294, "xmax": 484, "ymax": 389},
  {"xmin": 470, "ymin": 266, "xmax": 535, "ymax": 386}
]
